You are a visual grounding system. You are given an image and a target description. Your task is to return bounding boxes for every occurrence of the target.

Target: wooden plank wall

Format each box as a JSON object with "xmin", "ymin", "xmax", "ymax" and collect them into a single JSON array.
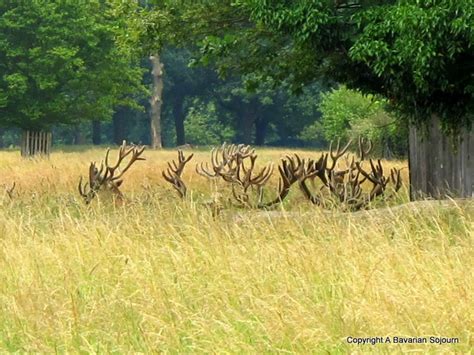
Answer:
[{"xmin": 409, "ymin": 117, "xmax": 473, "ymax": 199}]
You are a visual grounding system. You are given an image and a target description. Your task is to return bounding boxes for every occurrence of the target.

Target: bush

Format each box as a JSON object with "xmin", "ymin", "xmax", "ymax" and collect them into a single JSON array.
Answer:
[{"xmin": 301, "ymin": 86, "xmax": 407, "ymax": 157}]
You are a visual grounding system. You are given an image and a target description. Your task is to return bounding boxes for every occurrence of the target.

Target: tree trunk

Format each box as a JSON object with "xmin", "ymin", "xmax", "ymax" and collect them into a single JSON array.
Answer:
[
  {"xmin": 113, "ymin": 108, "xmax": 127, "ymax": 145},
  {"xmin": 20, "ymin": 130, "xmax": 52, "ymax": 157},
  {"xmin": 149, "ymin": 53, "xmax": 163, "ymax": 149},
  {"xmin": 173, "ymin": 95, "xmax": 186, "ymax": 146},
  {"xmin": 74, "ymin": 126, "xmax": 86, "ymax": 145},
  {"xmin": 240, "ymin": 105, "xmax": 257, "ymax": 145},
  {"xmin": 255, "ymin": 118, "xmax": 268, "ymax": 146},
  {"xmin": 92, "ymin": 120, "xmax": 101, "ymax": 145},
  {"xmin": 409, "ymin": 116, "xmax": 473, "ymax": 199}
]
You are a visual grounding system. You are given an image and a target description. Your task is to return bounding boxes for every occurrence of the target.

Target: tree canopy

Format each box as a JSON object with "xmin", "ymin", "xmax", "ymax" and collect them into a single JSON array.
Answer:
[
  {"xmin": 142, "ymin": 0, "xmax": 473, "ymax": 134},
  {"xmin": 0, "ymin": 1, "xmax": 145, "ymax": 130}
]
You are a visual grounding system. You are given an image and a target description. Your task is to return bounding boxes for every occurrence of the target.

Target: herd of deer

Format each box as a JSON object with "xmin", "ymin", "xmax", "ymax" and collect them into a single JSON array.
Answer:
[{"xmin": 76, "ymin": 139, "xmax": 403, "ymax": 211}]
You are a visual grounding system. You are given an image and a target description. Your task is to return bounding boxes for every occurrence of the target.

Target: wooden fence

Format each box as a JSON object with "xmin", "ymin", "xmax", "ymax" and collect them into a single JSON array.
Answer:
[
  {"xmin": 409, "ymin": 117, "xmax": 473, "ymax": 199},
  {"xmin": 20, "ymin": 130, "xmax": 52, "ymax": 157}
]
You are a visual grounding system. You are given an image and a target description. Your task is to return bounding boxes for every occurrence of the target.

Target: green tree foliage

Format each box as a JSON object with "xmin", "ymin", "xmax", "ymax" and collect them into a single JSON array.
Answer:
[
  {"xmin": 184, "ymin": 100, "xmax": 235, "ymax": 145},
  {"xmin": 0, "ymin": 1, "xmax": 146, "ymax": 130},
  {"xmin": 319, "ymin": 87, "xmax": 386, "ymax": 142},
  {"xmin": 132, "ymin": 2, "xmax": 332, "ymax": 147},
  {"xmin": 349, "ymin": 0, "xmax": 473, "ymax": 133},
  {"xmin": 300, "ymin": 86, "xmax": 407, "ymax": 156},
  {"xmin": 163, "ymin": 0, "xmax": 472, "ymax": 133}
]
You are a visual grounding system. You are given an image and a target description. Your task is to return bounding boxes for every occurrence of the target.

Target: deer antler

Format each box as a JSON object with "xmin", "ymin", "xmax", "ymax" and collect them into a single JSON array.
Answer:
[
  {"xmin": 162, "ymin": 150, "xmax": 194, "ymax": 198},
  {"xmin": 227, "ymin": 153, "xmax": 274, "ymax": 208},
  {"xmin": 257, "ymin": 159, "xmax": 294, "ymax": 207},
  {"xmin": 197, "ymin": 139, "xmax": 403, "ymax": 211},
  {"xmin": 296, "ymin": 154, "xmax": 327, "ymax": 205},
  {"xmin": 198, "ymin": 144, "xmax": 286, "ymax": 208},
  {"xmin": 328, "ymin": 138, "xmax": 353, "ymax": 172},
  {"xmin": 288, "ymin": 138, "xmax": 403, "ymax": 210},
  {"xmin": 233, "ymin": 155, "xmax": 274, "ymax": 191},
  {"xmin": 78, "ymin": 163, "xmax": 101, "ymax": 202},
  {"xmin": 348, "ymin": 159, "xmax": 403, "ymax": 209},
  {"xmin": 262, "ymin": 155, "xmax": 309, "ymax": 206},
  {"xmin": 358, "ymin": 136, "xmax": 372, "ymax": 160},
  {"xmin": 3, "ymin": 182, "xmax": 16, "ymax": 199},
  {"xmin": 390, "ymin": 168, "xmax": 402, "ymax": 191},
  {"xmin": 196, "ymin": 143, "xmax": 256, "ymax": 182},
  {"xmin": 103, "ymin": 141, "xmax": 146, "ymax": 185},
  {"xmin": 293, "ymin": 139, "xmax": 353, "ymax": 205},
  {"xmin": 78, "ymin": 141, "xmax": 145, "ymax": 204}
]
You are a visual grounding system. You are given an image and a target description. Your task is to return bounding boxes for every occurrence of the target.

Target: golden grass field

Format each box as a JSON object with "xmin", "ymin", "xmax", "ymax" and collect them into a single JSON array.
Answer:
[{"xmin": 0, "ymin": 146, "xmax": 472, "ymax": 353}]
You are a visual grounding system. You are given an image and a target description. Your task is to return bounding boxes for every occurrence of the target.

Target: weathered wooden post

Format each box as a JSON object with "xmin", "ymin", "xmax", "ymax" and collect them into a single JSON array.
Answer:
[
  {"xmin": 20, "ymin": 130, "xmax": 52, "ymax": 157},
  {"xmin": 409, "ymin": 117, "xmax": 473, "ymax": 199}
]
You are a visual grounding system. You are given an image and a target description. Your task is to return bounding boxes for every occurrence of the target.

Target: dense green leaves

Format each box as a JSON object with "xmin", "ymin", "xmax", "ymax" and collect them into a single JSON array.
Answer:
[
  {"xmin": 349, "ymin": 1, "xmax": 473, "ymax": 132},
  {"xmin": 153, "ymin": 0, "xmax": 472, "ymax": 133},
  {"xmin": 0, "ymin": 1, "xmax": 146, "ymax": 130},
  {"xmin": 301, "ymin": 86, "xmax": 407, "ymax": 156}
]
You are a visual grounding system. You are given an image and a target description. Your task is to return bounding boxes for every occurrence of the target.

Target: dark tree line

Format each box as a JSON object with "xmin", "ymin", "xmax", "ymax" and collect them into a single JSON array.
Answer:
[{"xmin": 0, "ymin": 47, "xmax": 328, "ymax": 149}]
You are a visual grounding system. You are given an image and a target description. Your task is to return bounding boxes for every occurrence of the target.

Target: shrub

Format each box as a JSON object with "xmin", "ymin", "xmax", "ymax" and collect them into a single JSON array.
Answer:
[{"xmin": 302, "ymin": 86, "xmax": 407, "ymax": 157}]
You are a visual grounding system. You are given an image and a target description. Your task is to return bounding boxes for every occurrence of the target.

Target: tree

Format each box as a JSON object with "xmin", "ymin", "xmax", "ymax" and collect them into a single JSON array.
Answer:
[
  {"xmin": 149, "ymin": 0, "xmax": 473, "ymax": 198},
  {"xmin": 121, "ymin": 0, "xmax": 177, "ymax": 149},
  {"xmin": 184, "ymin": 100, "xmax": 235, "ymax": 145},
  {"xmin": 0, "ymin": 1, "xmax": 145, "ymax": 155},
  {"xmin": 149, "ymin": 54, "xmax": 164, "ymax": 148},
  {"xmin": 162, "ymin": 47, "xmax": 219, "ymax": 146},
  {"xmin": 187, "ymin": 0, "xmax": 472, "ymax": 130},
  {"xmin": 92, "ymin": 121, "xmax": 102, "ymax": 145},
  {"xmin": 300, "ymin": 86, "xmax": 407, "ymax": 157}
]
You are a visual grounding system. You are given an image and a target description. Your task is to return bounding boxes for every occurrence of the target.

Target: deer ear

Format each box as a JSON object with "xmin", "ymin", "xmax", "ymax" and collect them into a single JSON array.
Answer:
[{"xmin": 116, "ymin": 180, "xmax": 123, "ymax": 187}]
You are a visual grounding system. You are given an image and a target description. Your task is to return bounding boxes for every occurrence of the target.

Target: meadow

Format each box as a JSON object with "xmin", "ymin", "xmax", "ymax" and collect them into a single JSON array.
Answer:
[{"xmin": 0, "ymin": 147, "xmax": 472, "ymax": 353}]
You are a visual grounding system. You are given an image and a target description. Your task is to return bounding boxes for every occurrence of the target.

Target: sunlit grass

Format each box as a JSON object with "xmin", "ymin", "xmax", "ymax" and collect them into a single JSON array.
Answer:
[{"xmin": 0, "ymin": 147, "xmax": 472, "ymax": 352}]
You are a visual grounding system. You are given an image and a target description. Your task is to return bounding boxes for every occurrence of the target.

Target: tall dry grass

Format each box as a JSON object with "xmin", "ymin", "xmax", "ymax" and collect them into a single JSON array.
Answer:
[{"xmin": 0, "ymin": 147, "xmax": 472, "ymax": 353}]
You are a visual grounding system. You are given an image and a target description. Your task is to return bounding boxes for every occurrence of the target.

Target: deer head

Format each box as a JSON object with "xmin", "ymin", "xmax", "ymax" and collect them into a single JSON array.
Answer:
[{"xmin": 78, "ymin": 141, "xmax": 145, "ymax": 204}]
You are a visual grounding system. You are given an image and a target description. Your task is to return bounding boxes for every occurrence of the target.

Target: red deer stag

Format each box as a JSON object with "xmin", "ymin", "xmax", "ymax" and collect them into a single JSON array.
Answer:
[
  {"xmin": 197, "ymin": 143, "xmax": 305, "ymax": 208},
  {"xmin": 197, "ymin": 140, "xmax": 402, "ymax": 210},
  {"xmin": 290, "ymin": 137, "xmax": 402, "ymax": 210},
  {"xmin": 78, "ymin": 141, "xmax": 145, "ymax": 204}
]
